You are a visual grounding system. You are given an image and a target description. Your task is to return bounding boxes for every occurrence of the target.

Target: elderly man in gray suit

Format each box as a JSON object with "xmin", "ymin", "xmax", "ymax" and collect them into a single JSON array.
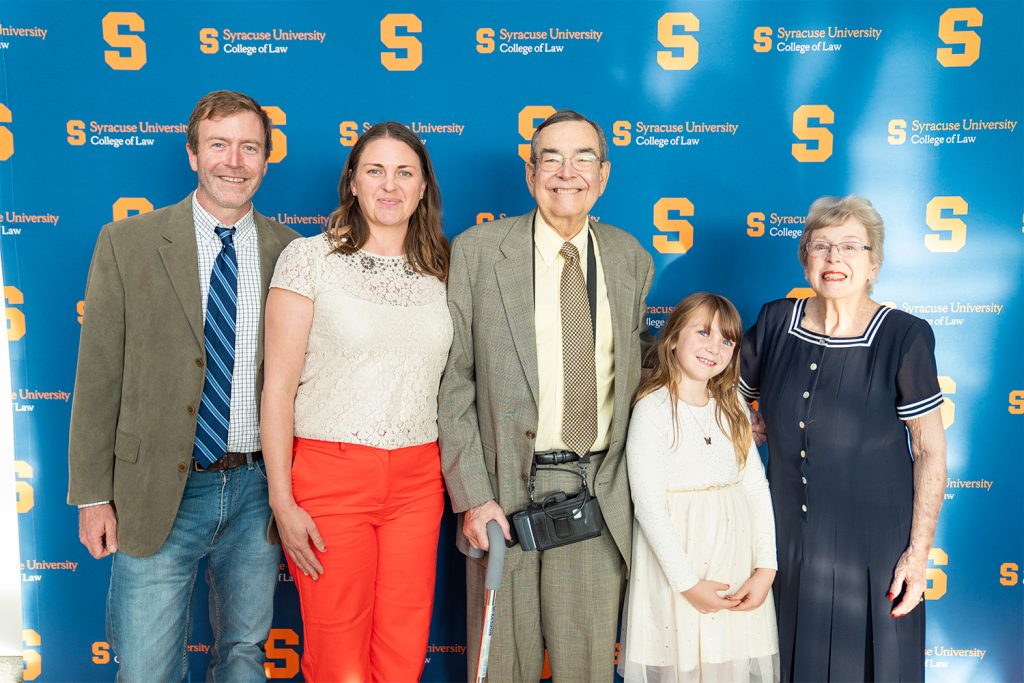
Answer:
[
  {"xmin": 440, "ymin": 110, "xmax": 654, "ymax": 682},
  {"xmin": 68, "ymin": 90, "xmax": 298, "ymax": 681}
]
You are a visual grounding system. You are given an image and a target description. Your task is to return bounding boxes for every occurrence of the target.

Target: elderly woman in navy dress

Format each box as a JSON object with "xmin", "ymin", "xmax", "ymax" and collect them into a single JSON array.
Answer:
[{"xmin": 741, "ymin": 195, "xmax": 947, "ymax": 682}]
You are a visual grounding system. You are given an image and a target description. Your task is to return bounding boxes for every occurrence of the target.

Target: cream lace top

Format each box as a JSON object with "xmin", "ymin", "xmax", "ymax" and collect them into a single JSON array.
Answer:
[{"xmin": 270, "ymin": 235, "xmax": 453, "ymax": 449}]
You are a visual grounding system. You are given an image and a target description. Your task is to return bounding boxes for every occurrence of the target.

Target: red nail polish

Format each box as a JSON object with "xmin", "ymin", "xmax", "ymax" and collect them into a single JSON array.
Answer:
[{"xmin": 887, "ymin": 592, "xmax": 893, "ymax": 601}]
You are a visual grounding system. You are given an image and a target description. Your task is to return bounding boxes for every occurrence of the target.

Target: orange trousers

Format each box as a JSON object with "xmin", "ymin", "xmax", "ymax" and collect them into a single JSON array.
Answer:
[{"xmin": 288, "ymin": 437, "xmax": 444, "ymax": 683}]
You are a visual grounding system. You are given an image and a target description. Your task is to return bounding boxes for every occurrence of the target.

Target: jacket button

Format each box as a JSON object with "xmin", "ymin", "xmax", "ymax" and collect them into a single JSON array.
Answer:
[
  {"xmin": 186, "ymin": 405, "xmax": 195, "ymax": 415},
  {"xmin": 177, "ymin": 462, "xmax": 188, "ymax": 472},
  {"xmin": 525, "ymin": 430, "xmax": 536, "ymax": 439},
  {"xmin": 521, "ymin": 473, "xmax": 529, "ymax": 482},
  {"xmin": 195, "ymin": 358, "xmax": 204, "ymax": 368}
]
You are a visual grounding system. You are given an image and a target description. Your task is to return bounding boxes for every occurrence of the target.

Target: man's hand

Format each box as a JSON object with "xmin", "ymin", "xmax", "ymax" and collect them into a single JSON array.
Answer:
[
  {"xmin": 463, "ymin": 499, "xmax": 511, "ymax": 551},
  {"xmin": 79, "ymin": 504, "xmax": 118, "ymax": 559}
]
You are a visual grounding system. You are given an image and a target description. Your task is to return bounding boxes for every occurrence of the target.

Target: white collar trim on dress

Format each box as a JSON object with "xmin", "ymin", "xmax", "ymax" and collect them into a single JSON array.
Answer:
[{"xmin": 786, "ymin": 297, "xmax": 892, "ymax": 348}]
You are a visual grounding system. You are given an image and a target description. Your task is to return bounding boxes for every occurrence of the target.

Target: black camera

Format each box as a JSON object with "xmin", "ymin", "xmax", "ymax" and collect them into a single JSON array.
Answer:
[{"xmin": 508, "ymin": 489, "xmax": 604, "ymax": 551}]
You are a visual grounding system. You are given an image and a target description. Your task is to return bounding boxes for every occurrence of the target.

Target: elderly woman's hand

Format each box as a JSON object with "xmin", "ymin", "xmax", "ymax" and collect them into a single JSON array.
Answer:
[
  {"xmin": 888, "ymin": 543, "xmax": 929, "ymax": 617},
  {"xmin": 890, "ymin": 410, "xmax": 947, "ymax": 618},
  {"xmin": 749, "ymin": 406, "xmax": 768, "ymax": 446}
]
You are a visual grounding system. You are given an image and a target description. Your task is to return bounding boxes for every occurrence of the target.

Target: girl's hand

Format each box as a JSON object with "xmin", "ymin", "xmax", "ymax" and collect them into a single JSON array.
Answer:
[
  {"xmin": 727, "ymin": 568, "xmax": 776, "ymax": 611},
  {"xmin": 682, "ymin": 580, "xmax": 742, "ymax": 614}
]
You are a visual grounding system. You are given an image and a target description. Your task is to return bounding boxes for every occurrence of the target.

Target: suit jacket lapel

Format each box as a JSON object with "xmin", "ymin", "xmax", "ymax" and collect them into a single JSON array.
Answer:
[
  {"xmin": 494, "ymin": 212, "xmax": 540, "ymax": 406},
  {"xmin": 254, "ymin": 213, "xmax": 283, "ymax": 370},
  {"xmin": 593, "ymin": 222, "xmax": 636, "ymax": 453},
  {"xmin": 157, "ymin": 196, "xmax": 203, "ymax": 348}
]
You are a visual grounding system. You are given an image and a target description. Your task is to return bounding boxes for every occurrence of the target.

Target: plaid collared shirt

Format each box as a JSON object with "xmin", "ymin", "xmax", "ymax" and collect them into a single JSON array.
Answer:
[{"xmin": 192, "ymin": 192, "xmax": 262, "ymax": 452}]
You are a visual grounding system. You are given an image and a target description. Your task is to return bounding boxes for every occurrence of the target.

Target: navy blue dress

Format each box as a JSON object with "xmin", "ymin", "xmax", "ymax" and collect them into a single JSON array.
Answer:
[{"xmin": 741, "ymin": 298, "xmax": 942, "ymax": 683}]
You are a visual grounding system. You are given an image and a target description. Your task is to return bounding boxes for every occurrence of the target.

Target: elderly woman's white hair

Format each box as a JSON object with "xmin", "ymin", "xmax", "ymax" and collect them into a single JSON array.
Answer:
[{"xmin": 798, "ymin": 195, "xmax": 885, "ymax": 270}]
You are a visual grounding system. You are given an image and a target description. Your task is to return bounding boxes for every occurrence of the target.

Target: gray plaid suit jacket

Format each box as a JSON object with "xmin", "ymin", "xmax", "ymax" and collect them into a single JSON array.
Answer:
[{"xmin": 438, "ymin": 210, "xmax": 654, "ymax": 567}]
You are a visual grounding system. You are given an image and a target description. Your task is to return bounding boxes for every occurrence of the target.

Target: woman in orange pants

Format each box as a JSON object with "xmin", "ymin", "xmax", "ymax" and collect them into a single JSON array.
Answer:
[
  {"xmin": 288, "ymin": 439, "xmax": 445, "ymax": 680},
  {"xmin": 261, "ymin": 122, "xmax": 451, "ymax": 682}
]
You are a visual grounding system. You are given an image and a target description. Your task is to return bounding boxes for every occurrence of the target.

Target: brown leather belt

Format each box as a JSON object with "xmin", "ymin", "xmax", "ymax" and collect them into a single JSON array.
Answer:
[{"xmin": 193, "ymin": 451, "xmax": 263, "ymax": 472}]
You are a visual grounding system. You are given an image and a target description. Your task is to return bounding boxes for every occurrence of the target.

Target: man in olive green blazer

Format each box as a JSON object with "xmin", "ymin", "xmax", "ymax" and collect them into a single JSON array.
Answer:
[
  {"xmin": 439, "ymin": 110, "xmax": 653, "ymax": 682},
  {"xmin": 68, "ymin": 91, "xmax": 298, "ymax": 681}
]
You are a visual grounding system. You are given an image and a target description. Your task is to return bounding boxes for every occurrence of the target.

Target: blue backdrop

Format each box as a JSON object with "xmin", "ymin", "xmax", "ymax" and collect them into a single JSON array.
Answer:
[{"xmin": 2, "ymin": 1, "xmax": 1022, "ymax": 681}]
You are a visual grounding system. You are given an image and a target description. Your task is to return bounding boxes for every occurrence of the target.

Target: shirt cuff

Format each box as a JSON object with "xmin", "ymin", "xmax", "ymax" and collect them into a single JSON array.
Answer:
[{"xmin": 77, "ymin": 501, "xmax": 111, "ymax": 509}]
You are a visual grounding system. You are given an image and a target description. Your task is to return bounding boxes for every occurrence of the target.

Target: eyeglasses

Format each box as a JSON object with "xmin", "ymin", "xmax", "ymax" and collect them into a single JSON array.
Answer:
[
  {"xmin": 805, "ymin": 240, "xmax": 873, "ymax": 257},
  {"xmin": 535, "ymin": 151, "xmax": 601, "ymax": 173}
]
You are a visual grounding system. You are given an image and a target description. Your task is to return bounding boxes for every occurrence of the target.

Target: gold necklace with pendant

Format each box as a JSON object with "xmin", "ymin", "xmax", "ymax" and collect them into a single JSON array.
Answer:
[{"xmin": 681, "ymin": 397, "xmax": 713, "ymax": 446}]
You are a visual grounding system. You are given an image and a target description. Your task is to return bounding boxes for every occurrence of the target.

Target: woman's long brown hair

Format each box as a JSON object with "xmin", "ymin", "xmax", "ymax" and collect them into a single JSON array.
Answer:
[
  {"xmin": 635, "ymin": 293, "xmax": 753, "ymax": 466},
  {"xmin": 324, "ymin": 122, "xmax": 449, "ymax": 281}
]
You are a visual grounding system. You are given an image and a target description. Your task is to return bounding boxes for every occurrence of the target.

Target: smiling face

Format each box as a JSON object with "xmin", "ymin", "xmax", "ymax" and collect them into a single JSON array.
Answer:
[
  {"xmin": 803, "ymin": 218, "xmax": 880, "ymax": 301},
  {"xmin": 349, "ymin": 136, "xmax": 427, "ymax": 235},
  {"xmin": 672, "ymin": 309, "xmax": 737, "ymax": 388},
  {"xmin": 525, "ymin": 120, "xmax": 610, "ymax": 236},
  {"xmin": 187, "ymin": 111, "xmax": 268, "ymax": 226}
]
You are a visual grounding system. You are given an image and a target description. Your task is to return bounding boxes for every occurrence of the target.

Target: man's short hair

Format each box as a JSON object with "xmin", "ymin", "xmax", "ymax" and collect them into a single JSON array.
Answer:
[
  {"xmin": 186, "ymin": 90, "xmax": 273, "ymax": 160},
  {"xmin": 529, "ymin": 110, "xmax": 609, "ymax": 164}
]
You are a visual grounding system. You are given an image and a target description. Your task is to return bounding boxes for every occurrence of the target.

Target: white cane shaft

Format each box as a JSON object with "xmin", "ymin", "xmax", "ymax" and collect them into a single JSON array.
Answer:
[{"xmin": 474, "ymin": 590, "xmax": 498, "ymax": 683}]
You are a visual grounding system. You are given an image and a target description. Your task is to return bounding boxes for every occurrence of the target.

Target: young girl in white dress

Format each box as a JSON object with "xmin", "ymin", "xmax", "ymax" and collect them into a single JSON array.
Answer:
[{"xmin": 619, "ymin": 293, "xmax": 780, "ymax": 683}]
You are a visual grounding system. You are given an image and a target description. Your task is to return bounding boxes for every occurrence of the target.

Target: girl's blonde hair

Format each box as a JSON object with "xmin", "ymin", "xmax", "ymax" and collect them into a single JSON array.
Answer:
[{"xmin": 635, "ymin": 292, "xmax": 753, "ymax": 466}]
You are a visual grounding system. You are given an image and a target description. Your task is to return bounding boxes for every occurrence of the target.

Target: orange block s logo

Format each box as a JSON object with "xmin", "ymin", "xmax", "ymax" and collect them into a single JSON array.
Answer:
[
  {"xmin": 102, "ymin": 11, "xmax": 147, "ymax": 70},
  {"xmin": 264, "ymin": 628, "xmax": 300, "ymax": 678},
  {"xmin": 5, "ymin": 286, "xmax": 26, "ymax": 341},
  {"xmin": 791, "ymin": 105, "xmax": 834, "ymax": 162},
  {"xmin": 936, "ymin": 8, "xmax": 983, "ymax": 67},
  {"xmin": 657, "ymin": 12, "xmax": 699, "ymax": 70},
  {"xmin": 476, "ymin": 28, "xmax": 495, "ymax": 54},
  {"xmin": 23, "ymin": 629, "xmax": 41, "ymax": 680},
  {"xmin": 381, "ymin": 14, "xmax": 423, "ymax": 71},
  {"xmin": 0, "ymin": 104, "xmax": 13, "ymax": 160},
  {"xmin": 112, "ymin": 197, "xmax": 154, "ymax": 221},
  {"xmin": 518, "ymin": 105, "xmax": 557, "ymax": 163},
  {"xmin": 199, "ymin": 28, "xmax": 219, "ymax": 54},
  {"xmin": 653, "ymin": 198, "xmax": 695, "ymax": 254},
  {"xmin": 262, "ymin": 106, "xmax": 287, "ymax": 164}
]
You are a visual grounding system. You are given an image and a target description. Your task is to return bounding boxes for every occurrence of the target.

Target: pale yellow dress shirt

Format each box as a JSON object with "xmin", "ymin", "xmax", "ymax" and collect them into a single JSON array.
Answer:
[{"xmin": 533, "ymin": 213, "xmax": 615, "ymax": 453}]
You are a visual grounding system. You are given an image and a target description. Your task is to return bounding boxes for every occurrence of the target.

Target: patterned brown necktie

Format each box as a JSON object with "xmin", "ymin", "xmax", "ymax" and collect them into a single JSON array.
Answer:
[{"xmin": 559, "ymin": 241, "xmax": 598, "ymax": 457}]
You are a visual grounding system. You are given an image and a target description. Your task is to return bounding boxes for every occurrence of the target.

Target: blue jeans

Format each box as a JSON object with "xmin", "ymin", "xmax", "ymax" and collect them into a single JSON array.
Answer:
[{"xmin": 107, "ymin": 458, "xmax": 280, "ymax": 682}]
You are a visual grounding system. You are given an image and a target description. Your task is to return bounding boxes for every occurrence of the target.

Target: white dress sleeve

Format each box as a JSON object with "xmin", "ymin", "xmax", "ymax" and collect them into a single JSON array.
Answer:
[
  {"xmin": 740, "ymin": 442, "xmax": 778, "ymax": 571},
  {"xmin": 627, "ymin": 393, "xmax": 700, "ymax": 593}
]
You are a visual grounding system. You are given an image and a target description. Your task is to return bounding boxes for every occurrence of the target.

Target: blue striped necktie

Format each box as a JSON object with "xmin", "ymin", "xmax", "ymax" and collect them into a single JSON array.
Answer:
[{"xmin": 193, "ymin": 226, "xmax": 238, "ymax": 468}]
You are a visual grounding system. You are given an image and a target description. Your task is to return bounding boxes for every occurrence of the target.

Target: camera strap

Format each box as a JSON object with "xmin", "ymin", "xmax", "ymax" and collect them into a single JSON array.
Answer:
[{"xmin": 527, "ymin": 454, "xmax": 592, "ymax": 507}]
